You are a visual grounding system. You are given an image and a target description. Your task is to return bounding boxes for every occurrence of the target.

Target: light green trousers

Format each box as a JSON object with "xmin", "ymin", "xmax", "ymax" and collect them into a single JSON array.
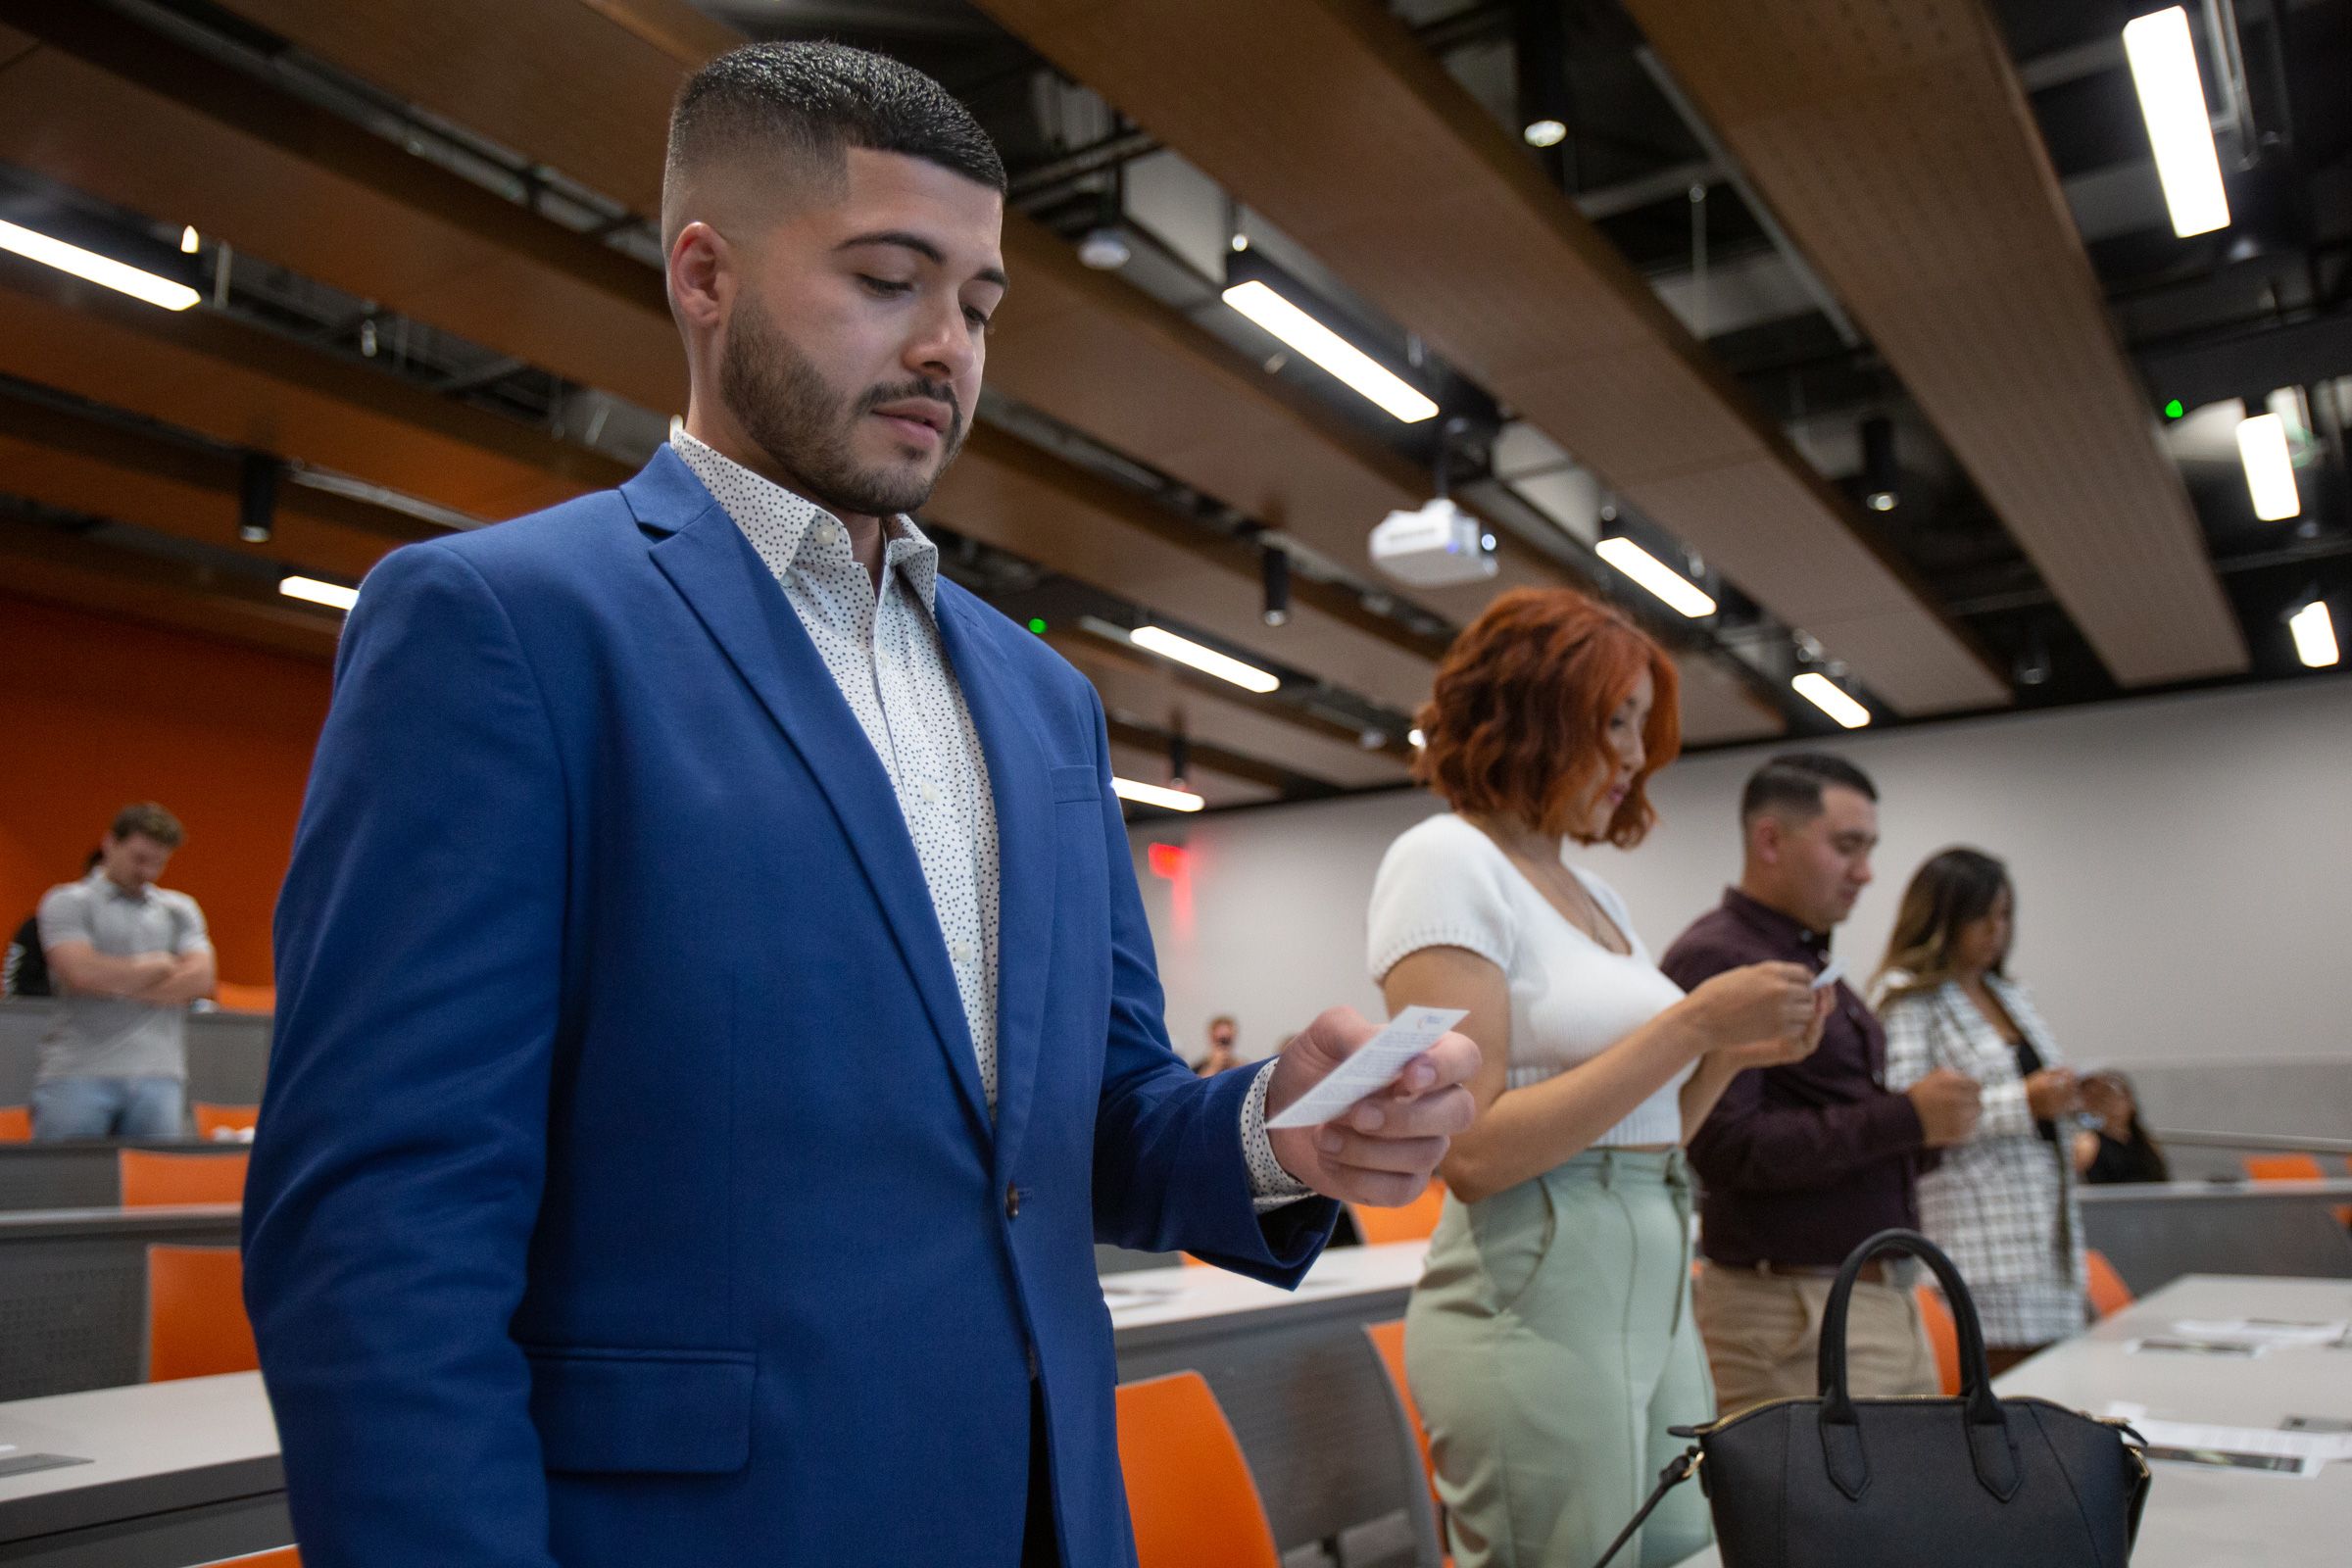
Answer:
[{"xmin": 1404, "ymin": 1148, "xmax": 1715, "ymax": 1568}]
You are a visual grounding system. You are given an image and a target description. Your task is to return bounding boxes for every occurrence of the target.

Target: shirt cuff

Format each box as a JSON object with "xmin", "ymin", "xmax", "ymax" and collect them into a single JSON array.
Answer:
[{"xmin": 1242, "ymin": 1058, "xmax": 1316, "ymax": 1211}]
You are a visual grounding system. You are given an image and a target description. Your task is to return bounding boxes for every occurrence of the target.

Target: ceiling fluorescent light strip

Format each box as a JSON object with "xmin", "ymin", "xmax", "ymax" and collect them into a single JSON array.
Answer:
[
  {"xmin": 2122, "ymin": 7, "xmax": 2231, "ymax": 238},
  {"xmin": 0, "ymin": 219, "xmax": 201, "ymax": 312},
  {"xmin": 279, "ymin": 575, "xmax": 360, "ymax": 612},
  {"xmin": 1594, "ymin": 536, "xmax": 1718, "ymax": 618},
  {"xmin": 1128, "ymin": 625, "xmax": 1281, "ymax": 694},
  {"xmin": 1221, "ymin": 280, "xmax": 1439, "ymax": 423},
  {"xmin": 1111, "ymin": 776, "xmax": 1205, "ymax": 813},
  {"xmin": 2235, "ymin": 411, "xmax": 2300, "ymax": 520},
  {"xmin": 2288, "ymin": 601, "xmax": 2338, "ymax": 669},
  {"xmin": 1791, "ymin": 672, "xmax": 1872, "ymax": 729}
]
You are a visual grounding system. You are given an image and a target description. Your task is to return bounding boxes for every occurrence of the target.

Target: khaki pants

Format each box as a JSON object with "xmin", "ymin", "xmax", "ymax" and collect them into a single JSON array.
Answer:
[{"xmin": 1694, "ymin": 1261, "xmax": 1938, "ymax": 1418}]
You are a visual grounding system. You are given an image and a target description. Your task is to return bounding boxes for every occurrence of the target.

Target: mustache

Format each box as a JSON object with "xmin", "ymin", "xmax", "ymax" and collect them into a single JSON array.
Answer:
[{"xmin": 857, "ymin": 378, "xmax": 963, "ymax": 439}]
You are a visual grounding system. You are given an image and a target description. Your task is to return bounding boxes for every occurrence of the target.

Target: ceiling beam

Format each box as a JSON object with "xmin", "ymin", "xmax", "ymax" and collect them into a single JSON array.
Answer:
[
  {"xmin": 970, "ymin": 0, "xmax": 2009, "ymax": 715},
  {"xmin": 0, "ymin": 514, "xmax": 342, "ymax": 662},
  {"xmin": 1621, "ymin": 0, "xmax": 2246, "ymax": 687}
]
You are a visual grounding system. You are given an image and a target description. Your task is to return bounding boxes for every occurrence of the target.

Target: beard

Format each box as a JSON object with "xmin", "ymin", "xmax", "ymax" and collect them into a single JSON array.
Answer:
[{"xmin": 718, "ymin": 288, "xmax": 967, "ymax": 519}]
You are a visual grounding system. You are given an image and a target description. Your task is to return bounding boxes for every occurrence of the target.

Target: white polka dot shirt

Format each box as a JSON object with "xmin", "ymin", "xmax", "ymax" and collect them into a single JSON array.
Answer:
[{"xmin": 676, "ymin": 436, "xmax": 1307, "ymax": 1200}]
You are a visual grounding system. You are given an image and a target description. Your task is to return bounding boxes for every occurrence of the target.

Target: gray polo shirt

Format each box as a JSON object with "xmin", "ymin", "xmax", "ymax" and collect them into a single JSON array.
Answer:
[{"xmin": 33, "ymin": 870, "xmax": 211, "ymax": 1084}]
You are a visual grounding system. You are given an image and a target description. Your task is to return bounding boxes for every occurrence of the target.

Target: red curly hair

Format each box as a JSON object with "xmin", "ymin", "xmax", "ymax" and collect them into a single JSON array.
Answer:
[{"xmin": 1413, "ymin": 588, "xmax": 1682, "ymax": 848}]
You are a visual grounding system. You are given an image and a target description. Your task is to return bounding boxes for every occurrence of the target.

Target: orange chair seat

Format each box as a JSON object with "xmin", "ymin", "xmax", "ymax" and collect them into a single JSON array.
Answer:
[
  {"xmin": 1916, "ymin": 1285, "xmax": 1962, "ymax": 1396},
  {"xmin": 2083, "ymin": 1250, "xmax": 2134, "ymax": 1319},
  {"xmin": 1350, "ymin": 1180, "xmax": 1446, "ymax": 1246},
  {"xmin": 194, "ymin": 1102, "xmax": 262, "ymax": 1141},
  {"xmin": 147, "ymin": 1245, "xmax": 258, "ymax": 1382},
  {"xmin": 0, "ymin": 1104, "xmax": 29, "ymax": 1142},
  {"xmin": 1116, "ymin": 1372, "xmax": 1281, "ymax": 1568},
  {"xmin": 120, "ymin": 1148, "xmax": 248, "ymax": 1207}
]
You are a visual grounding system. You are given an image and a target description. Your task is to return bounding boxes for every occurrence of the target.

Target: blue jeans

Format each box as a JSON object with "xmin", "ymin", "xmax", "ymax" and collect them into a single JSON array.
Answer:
[{"xmin": 30, "ymin": 1076, "xmax": 188, "ymax": 1140}]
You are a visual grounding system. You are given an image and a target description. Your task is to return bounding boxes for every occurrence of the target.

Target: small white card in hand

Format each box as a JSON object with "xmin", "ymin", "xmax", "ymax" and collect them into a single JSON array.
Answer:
[
  {"xmin": 1266, "ymin": 1006, "xmax": 1468, "ymax": 1130},
  {"xmin": 1811, "ymin": 957, "xmax": 1847, "ymax": 992}
]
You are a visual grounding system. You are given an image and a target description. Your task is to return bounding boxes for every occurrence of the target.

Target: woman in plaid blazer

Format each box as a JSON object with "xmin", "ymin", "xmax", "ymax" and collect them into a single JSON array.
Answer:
[{"xmin": 1876, "ymin": 849, "xmax": 2089, "ymax": 1371}]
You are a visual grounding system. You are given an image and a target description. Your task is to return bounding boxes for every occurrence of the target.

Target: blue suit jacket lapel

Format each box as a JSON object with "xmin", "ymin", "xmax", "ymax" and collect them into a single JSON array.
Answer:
[
  {"xmin": 936, "ymin": 589, "xmax": 1055, "ymax": 1175},
  {"xmin": 626, "ymin": 450, "xmax": 993, "ymax": 1141}
]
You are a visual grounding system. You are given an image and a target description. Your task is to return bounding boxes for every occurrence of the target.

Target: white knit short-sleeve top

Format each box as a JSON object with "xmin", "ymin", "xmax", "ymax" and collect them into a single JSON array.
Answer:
[{"xmin": 1367, "ymin": 813, "xmax": 1690, "ymax": 1148}]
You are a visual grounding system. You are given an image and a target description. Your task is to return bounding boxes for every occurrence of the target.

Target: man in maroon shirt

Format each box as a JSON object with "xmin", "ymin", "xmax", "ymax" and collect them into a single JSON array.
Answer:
[{"xmin": 1662, "ymin": 754, "xmax": 1984, "ymax": 1414}]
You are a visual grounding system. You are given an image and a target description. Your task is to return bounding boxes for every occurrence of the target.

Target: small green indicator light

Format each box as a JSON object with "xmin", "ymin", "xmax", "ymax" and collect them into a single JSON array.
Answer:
[
  {"xmin": 1027, "ymin": 617, "xmax": 1048, "ymax": 635},
  {"xmin": 2163, "ymin": 399, "xmax": 2184, "ymax": 419}
]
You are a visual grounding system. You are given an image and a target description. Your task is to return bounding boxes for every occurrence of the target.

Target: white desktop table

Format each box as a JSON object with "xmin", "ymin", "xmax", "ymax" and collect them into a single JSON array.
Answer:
[
  {"xmin": 0, "ymin": 1239, "xmax": 1435, "ymax": 1567},
  {"xmin": 1670, "ymin": 1273, "xmax": 2352, "ymax": 1567}
]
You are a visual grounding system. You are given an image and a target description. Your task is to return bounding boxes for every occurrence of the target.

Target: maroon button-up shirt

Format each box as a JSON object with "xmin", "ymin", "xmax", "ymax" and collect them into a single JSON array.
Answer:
[{"xmin": 1661, "ymin": 889, "xmax": 1930, "ymax": 1268}]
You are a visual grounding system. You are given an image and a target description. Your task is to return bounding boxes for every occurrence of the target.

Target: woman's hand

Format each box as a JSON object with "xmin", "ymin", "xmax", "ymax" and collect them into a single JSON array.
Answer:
[
  {"xmin": 1684, "ymin": 961, "xmax": 1816, "ymax": 1055},
  {"xmin": 2025, "ymin": 1067, "xmax": 2081, "ymax": 1121}
]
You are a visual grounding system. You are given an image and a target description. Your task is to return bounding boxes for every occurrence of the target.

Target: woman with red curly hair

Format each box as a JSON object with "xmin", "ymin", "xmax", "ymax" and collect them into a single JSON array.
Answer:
[{"xmin": 1369, "ymin": 588, "xmax": 1828, "ymax": 1568}]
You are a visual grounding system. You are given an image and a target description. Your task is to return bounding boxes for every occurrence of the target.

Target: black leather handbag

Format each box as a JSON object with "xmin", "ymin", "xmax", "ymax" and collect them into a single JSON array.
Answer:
[{"xmin": 1597, "ymin": 1228, "xmax": 2150, "ymax": 1567}]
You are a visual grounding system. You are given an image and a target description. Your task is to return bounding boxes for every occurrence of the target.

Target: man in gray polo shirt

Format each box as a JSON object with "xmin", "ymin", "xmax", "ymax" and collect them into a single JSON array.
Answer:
[{"xmin": 32, "ymin": 803, "xmax": 216, "ymax": 1140}]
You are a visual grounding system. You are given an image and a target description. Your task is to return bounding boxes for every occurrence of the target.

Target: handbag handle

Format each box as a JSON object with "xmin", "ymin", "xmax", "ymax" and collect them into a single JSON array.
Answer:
[{"xmin": 1815, "ymin": 1228, "xmax": 2020, "ymax": 1501}]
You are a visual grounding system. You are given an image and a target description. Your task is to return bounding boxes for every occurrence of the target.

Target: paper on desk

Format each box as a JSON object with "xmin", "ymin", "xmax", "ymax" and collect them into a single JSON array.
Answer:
[
  {"xmin": 2125, "ymin": 1336, "xmax": 2269, "ymax": 1358},
  {"xmin": 1266, "ymin": 1007, "xmax": 1468, "ymax": 1130},
  {"xmin": 2173, "ymin": 1317, "xmax": 2350, "ymax": 1347},
  {"xmin": 2104, "ymin": 1409, "xmax": 2352, "ymax": 1473}
]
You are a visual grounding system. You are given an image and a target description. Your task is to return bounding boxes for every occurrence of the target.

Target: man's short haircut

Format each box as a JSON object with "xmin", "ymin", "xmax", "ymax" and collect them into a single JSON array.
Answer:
[
  {"xmin": 1208, "ymin": 1014, "xmax": 1237, "ymax": 1032},
  {"xmin": 663, "ymin": 41, "xmax": 1005, "ymax": 242},
  {"xmin": 1739, "ymin": 753, "xmax": 1877, "ymax": 828},
  {"xmin": 109, "ymin": 802, "xmax": 184, "ymax": 849}
]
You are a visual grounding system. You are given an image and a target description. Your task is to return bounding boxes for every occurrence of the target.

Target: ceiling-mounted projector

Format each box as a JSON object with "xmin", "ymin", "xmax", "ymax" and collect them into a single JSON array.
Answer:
[{"xmin": 1370, "ymin": 498, "xmax": 1497, "ymax": 588}]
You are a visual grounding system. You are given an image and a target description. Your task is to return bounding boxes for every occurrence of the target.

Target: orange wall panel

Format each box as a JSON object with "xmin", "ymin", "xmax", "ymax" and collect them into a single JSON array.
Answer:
[{"xmin": 0, "ymin": 594, "xmax": 329, "ymax": 985}]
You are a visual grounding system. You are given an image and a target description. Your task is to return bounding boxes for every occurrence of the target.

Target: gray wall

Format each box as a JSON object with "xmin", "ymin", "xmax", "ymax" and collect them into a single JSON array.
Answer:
[{"xmin": 1129, "ymin": 675, "xmax": 2352, "ymax": 1138}]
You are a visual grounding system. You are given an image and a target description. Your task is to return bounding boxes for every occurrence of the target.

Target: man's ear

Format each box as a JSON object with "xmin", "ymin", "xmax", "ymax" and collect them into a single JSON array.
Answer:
[
  {"xmin": 1749, "ymin": 813, "xmax": 1782, "ymax": 866},
  {"xmin": 666, "ymin": 220, "xmax": 732, "ymax": 331}
]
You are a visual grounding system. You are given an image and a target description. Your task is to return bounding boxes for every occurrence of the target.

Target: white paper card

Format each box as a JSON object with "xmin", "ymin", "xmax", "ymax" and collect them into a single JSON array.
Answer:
[
  {"xmin": 2126, "ymin": 1417, "xmax": 2352, "ymax": 1473},
  {"xmin": 1266, "ymin": 1006, "xmax": 1468, "ymax": 1130},
  {"xmin": 2173, "ymin": 1317, "xmax": 2349, "ymax": 1347},
  {"xmin": 1811, "ymin": 957, "xmax": 1847, "ymax": 992}
]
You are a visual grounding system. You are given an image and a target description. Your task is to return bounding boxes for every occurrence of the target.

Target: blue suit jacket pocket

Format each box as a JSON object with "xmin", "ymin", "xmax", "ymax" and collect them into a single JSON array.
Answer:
[
  {"xmin": 1049, "ymin": 763, "xmax": 1100, "ymax": 803},
  {"xmin": 526, "ymin": 1346, "xmax": 756, "ymax": 1474}
]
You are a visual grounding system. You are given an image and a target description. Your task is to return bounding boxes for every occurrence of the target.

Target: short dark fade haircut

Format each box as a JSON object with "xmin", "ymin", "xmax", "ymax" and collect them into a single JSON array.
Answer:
[
  {"xmin": 664, "ymin": 41, "xmax": 1005, "ymax": 239},
  {"xmin": 1739, "ymin": 753, "xmax": 1876, "ymax": 826},
  {"xmin": 110, "ymin": 802, "xmax": 184, "ymax": 849}
]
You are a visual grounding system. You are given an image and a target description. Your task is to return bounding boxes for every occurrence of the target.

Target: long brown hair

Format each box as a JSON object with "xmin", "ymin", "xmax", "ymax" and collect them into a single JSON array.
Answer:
[{"xmin": 1875, "ymin": 847, "xmax": 2013, "ymax": 1000}]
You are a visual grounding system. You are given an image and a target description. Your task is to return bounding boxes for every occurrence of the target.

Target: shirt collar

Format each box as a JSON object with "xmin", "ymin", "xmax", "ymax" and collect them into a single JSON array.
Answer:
[
  {"xmin": 670, "ymin": 431, "xmax": 941, "ymax": 614},
  {"xmin": 87, "ymin": 867, "xmax": 147, "ymax": 904},
  {"xmin": 1720, "ymin": 886, "xmax": 1829, "ymax": 957}
]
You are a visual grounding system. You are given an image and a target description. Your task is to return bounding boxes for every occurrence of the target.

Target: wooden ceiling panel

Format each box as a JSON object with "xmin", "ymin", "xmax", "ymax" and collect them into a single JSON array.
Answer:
[
  {"xmin": 1622, "ymin": 0, "xmax": 2245, "ymax": 686},
  {"xmin": 971, "ymin": 0, "xmax": 2009, "ymax": 715},
  {"xmin": 0, "ymin": 254, "xmax": 625, "ymax": 520},
  {"xmin": 1104, "ymin": 740, "xmax": 1275, "ymax": 810},
  {"xmin": 935, "ymin": 426, "xmax": 1437, "ymax": 716},
  {"xmin": 1048, "ymin": 634, "xmax": 1412, "ymax": 789},
  {"xmin": 0, "ymin": 15, "xmax": 684, "ymax": 416},
  {"xmin": 0, "ymin": 433, "xmax": 397, "ymax": 586},
  {"xmin": 208, "ymin": 0, "xmax": 721, "ymax": 214},
  {"xmin": 0, "ymin": 527, "xmax": 340, "ymax": 663}
]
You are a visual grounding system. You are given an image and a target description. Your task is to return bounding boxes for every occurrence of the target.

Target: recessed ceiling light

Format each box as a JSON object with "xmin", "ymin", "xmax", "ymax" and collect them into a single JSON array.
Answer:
[
  {"xmin": 1595, "ymin": 536, "xmax": 1718, "ymax": 618},
  {"xmin": 1111, "ymin": 777, "xmax": 1204, "ymax": 813},
  {"xmin": 1523, "ymin": 119, "xmax": 1568, "ymax": 149},
  {"xmin": 2235, "ymin": 411, "xmax": 2300, "ymax": 520},
  {"xmin": 1792, "ymin": 672, "xmax": 1871, "ymax": 728},
  {"xmin": 1221, "ymin": 279, "xmax": 1439, "ymax": 423},
  {"xmin": 0, "ymin": 218, "xmax": 199, "ymax": 311},
  {"xmin": 2288, "ymin": 601, "xmax": 2338, "ymax": 668},
  {"xmin": 2123, "ymin": 7, "xmax": 2231, "ymax": 238},
  {"xmin": 280, "ymin": 575, "xmax": 359, "ymax": 612}
]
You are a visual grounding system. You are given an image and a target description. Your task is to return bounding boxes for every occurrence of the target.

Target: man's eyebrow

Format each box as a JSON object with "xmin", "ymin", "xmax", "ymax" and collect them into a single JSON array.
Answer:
[{"xmin": 836, "ymin": 229, "xmax": 1008, "ymax": 289}]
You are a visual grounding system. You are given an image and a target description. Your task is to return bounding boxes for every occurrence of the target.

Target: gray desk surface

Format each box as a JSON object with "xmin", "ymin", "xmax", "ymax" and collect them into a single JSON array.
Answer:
[
  {"xmin": 2078, "ymin": 1177, "xmax": 2352, "ymax": 1203},
  {"xmin": 0, "ymin": 1143, "xmax": 252, "ymax": 1214},
  {"xmin": 1671, "ymin": 1274, "xmax": 2352, "ymax": 1567},
  {"xmin": 0, "ymin": 1240, "xmax": 1432, "ymax": 1566}
]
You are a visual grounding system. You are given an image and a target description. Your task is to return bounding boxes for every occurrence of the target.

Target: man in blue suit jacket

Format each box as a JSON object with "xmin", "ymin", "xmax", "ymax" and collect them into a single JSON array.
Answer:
[{"xmin": 242, "ymin": 41, "xmax": 1475, "ymax": 1568}]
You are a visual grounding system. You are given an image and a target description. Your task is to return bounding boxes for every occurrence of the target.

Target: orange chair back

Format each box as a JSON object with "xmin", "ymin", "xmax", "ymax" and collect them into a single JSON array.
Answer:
[
  {"xmin": 1350, "ymin": 1181, "xmax": 1446, "ymax": 1246},
  {"xmin": 212, "ymin": 1553, "xmax": 300, "ymax": 1567},
  {"xmin": 194, "ymin": 1102, "xmax": 262, "ymax": 1140},
  {"xmin": 1365, "ymin": 1319, "xmax": 1442, "ymax": 1523},
  {"xmin": 120, "ymin": 1149, "xmax": 248, "ymax": 1207},
  {"xmin": 2083, "ymin": 1250, "xmax": 2135, "ymax": 1319},
  {"xmin": 147, "ymin": 1245, "xmax": 258, "ymax": 1381},
  {"xmin": 1115, "ymin": 1373, "xmax": 1281, "ymax": 1568},
  {"xmin": 1916, "ymin": 1286, "xmax": 1962, "ymax": 1396},
  {"xmin": 2244, "ymin": 1153, "xmax": 2328, "ymax": 1182},
  {"xmin": 0, "ymin": 1104, "xmax": 29, "ymax": 1142},
  {"xmin": 211, "ymin": 981, "xmax": 277, "ymax": 1013}
]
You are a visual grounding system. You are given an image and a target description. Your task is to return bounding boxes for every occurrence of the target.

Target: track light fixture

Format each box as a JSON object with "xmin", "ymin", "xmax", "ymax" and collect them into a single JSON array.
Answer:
[
  {"xmin": 1261, "ymin": 548, "xmax": 1291, "ymax": 627},
  {"xmin": 1861, "ymin": 416, "xmax": 1899, "ymax": 513},
  {"xmin": 238, "ymin": 453, "xmax": 279, "ymax": 544}
]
